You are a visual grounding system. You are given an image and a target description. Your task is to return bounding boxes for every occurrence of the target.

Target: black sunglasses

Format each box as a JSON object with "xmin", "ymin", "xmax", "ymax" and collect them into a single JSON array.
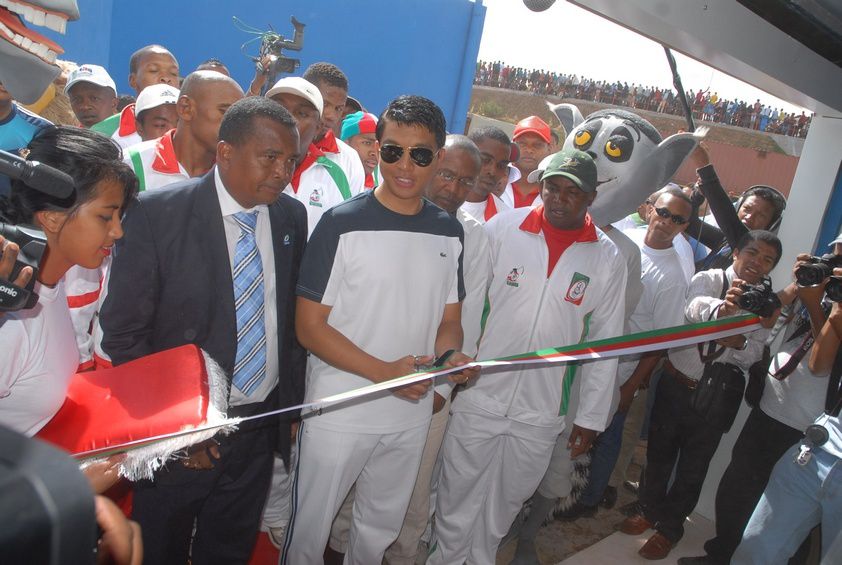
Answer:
[
  {"xmin": 654, "ymin": 207, "xmax": 688, "ymax": 225},
  {"xmin": 379, "ymin": 144, "xmax": 436, "ymax": 167}
]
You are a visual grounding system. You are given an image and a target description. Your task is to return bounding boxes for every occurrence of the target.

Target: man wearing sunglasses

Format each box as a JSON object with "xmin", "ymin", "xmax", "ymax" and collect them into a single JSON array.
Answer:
[
  {"xmin": 284, "ymin": 95, "xmax": 478, "ymax": 564},
  {"xmin": 385, "ymin": 134, "xmax": 490, "ymax": 564},
  {"xmin": 429, "ymin": 149, "xmax": 627, "ymax": 564},
  {"xmin": 622, "ymin": 230, "xmax": 781, "ymax": 560}
]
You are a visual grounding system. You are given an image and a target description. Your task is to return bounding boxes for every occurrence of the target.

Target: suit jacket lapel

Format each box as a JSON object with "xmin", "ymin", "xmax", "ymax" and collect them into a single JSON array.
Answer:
[{"xmin": 194, "ymin": 171, "xmax": 237, "ymax": 365}]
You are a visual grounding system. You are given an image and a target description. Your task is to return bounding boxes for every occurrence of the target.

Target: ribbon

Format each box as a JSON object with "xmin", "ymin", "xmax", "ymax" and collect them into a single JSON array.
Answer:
[{"xmin": 72, "ymin": 314, "xmax": 761, "ymax": 460}]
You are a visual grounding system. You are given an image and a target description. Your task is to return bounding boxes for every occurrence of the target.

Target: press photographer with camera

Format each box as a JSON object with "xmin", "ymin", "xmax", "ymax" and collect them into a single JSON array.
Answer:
[
  {"xmin": 622, "ymin": 229, "xmax": 782, "ymax": 560},
  {"xmin": 732, "ymin": 250, "xmax": 842, "ymax": 564},
  {"xmin": 682, "ymin": 246, "xmax": 837, "ymax": 565},
  {"xmin": 0, "ymin": 125, "xmax": 137, "ymax": 440},
  {"xmin": 0, "ymin": 127, "xmax": 141, "ymax": 563}
]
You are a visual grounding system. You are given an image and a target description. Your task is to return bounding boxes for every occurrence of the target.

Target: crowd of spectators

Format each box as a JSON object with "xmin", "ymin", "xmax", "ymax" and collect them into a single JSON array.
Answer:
[{"xmin": 476, "ymin": 60, "xmax": 812, "ymax": 138}]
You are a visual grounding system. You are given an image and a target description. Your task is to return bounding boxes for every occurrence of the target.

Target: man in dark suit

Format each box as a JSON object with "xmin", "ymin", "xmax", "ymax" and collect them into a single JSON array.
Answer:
[{"xmin": 100, "ymin": 96, "xmax": 307, "ymax": 564}]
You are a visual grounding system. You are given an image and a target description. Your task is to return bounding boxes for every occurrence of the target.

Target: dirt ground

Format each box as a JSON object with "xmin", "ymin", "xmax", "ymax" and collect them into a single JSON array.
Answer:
[{"xmin": 493, "ymin": 446, "xmax": 646, "ymax": 565}]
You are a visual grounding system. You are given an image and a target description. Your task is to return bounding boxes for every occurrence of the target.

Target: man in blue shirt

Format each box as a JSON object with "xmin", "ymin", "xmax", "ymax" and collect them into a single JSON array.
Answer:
[
  {"xmin": 733, "ymin": 284, "xmax": 842, "ymax": 565},
  {"xmin": 0, "ymin": 80, "xmax": 52, "ymax": 196}
]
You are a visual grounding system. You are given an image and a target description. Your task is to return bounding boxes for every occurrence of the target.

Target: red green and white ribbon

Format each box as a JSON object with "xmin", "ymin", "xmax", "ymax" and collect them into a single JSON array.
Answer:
[{"xmin": 73, "ymin": 314, "xmax": 761, "ymax": 459}]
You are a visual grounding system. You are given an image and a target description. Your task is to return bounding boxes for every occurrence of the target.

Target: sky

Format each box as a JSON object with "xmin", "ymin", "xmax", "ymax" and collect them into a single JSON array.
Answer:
[{"xmin": 477, "ymin": 0, "xmax": 809, "ymax": 115}]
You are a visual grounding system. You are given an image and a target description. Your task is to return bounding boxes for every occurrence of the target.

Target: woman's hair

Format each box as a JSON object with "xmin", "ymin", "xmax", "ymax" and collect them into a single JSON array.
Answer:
[{"xmin": 0, "ymin": 126, "xmax": 138, "ymax": 225}]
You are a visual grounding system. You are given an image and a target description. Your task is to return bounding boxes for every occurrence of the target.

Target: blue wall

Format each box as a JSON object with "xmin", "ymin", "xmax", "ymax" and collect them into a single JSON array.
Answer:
[
  {"xmin": 42, "ymin": 0, "xmax": 485, "ymax": 133},
  {"xmin": 816, "ymin": 162, "xmax": 842, "ymax": 254}
]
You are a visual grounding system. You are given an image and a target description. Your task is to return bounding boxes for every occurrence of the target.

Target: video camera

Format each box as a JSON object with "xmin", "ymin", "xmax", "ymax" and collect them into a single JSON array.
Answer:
[
  {"xmin": 257, "ymin": 16, "xmax": 305, "ymax": 78},
  {"xmin": 0, "ymin": 148, "xmax": 75, "ymax": 311},
  {"xmin": 738, "ymin": 277, "xmax": 781, "ymax": 318}
]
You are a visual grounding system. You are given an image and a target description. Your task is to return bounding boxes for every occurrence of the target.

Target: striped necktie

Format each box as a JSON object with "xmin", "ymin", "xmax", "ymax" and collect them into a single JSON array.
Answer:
[{"xmin": 231, "ymin": 211, "xmax": 266, "ymax": 396}]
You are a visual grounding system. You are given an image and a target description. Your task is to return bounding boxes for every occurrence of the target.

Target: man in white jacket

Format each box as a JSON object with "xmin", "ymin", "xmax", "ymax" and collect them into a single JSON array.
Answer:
[{"xmin": 429, "ymin": 149, "xmax": 627, "ymax": 564}]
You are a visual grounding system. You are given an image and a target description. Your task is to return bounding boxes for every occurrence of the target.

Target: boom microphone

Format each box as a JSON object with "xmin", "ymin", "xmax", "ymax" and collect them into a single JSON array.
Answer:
[
  {"xmin": 523, "ymin": 0, "xmax": 557, "ymax": 12},
  {"xmin": 0, "ymin": 149, "xmax": 75, "ymax": 199}
]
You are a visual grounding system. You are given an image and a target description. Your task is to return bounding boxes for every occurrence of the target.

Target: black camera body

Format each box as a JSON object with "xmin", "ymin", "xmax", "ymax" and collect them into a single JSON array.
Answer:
[
  {"xmin": 795, "ymin": 254, "xmax": 842, "ymax": 286},
  {"xmin": 0, "ymin": 221, "xmax": 47, "ymax": 311},
  {"xmin": 738, "ymin": 278, "xmax": 781, "ymax": 318}
]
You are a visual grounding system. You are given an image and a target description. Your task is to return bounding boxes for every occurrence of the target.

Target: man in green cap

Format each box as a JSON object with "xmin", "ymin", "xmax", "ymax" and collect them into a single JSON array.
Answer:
[{"xmin": 429, "ymin": 149, "xmax": 628, "ymax": 564}]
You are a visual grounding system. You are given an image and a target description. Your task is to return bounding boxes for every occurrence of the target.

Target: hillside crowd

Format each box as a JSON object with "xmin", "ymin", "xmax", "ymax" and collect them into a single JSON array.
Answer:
[{"xmin": 476, "ymin": 60, "xmax": 812, "ymax": 138}]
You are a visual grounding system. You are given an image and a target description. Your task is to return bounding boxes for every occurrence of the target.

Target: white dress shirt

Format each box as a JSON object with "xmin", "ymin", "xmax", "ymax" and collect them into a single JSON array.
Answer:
[{"xmin": 214, "ymin": 168, "xmax": 278, "ymax": 405}]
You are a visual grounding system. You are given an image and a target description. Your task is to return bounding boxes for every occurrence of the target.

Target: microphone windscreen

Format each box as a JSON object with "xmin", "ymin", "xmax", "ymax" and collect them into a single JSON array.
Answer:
[{"xmin": 523, "ymin": 0, "xmax": 557, "ymax": 12}]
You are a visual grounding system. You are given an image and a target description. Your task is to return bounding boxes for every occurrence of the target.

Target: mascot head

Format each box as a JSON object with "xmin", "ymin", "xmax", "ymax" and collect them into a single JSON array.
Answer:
[
  {"xmin": 0, "ymin": 1, "xmax": 79, "ymax": 104},
  {"xmin": 533, "ymin": 103, "xmax": 706, "ymax": 226}
]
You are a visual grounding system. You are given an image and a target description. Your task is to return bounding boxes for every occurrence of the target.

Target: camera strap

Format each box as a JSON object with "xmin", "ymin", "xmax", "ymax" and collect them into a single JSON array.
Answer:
[
  {"xmin": 773, "ymin": 302, "xmax": 831, "ymax": 379},
  {"xmin": 773, "ymin": 332, "xmax": 814, "ymax": 379},
  {"xmin": 826, "ymin": 341, "xmax": 842, "ymax": 417},
  {"xmin": 698, "ymin": 269, "xmax": 731, "ymax": 363}
]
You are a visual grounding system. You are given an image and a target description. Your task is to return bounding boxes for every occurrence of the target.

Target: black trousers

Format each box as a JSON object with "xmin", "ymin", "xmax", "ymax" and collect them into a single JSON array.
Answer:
[
  {"xmin": 703, "ymin": 406, "xmax": 804, "ymax": 562},
  {"xmin": 640, "ymin": 372, "xmax": 724, "ymax": 543},
  {"xmin": 132, "ymin": 396, "xmax": 278, "ymax": 565}
]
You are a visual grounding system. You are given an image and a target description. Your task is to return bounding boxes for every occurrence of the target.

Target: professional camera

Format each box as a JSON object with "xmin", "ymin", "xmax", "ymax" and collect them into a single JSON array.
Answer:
[
  {"xmin": 824, "ymin": 276, "xmax": 842, "ymax": 303},
  {"xmin": 795, "ymin": 254, "xmax": 842, "ymax": 286},
  {"xmin": 738, "ymin": 278, "xmax": 781, "ymax": 318}
]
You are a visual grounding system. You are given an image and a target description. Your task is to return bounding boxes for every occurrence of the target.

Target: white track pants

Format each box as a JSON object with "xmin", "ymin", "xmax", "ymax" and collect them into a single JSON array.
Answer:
[
  {"xmin": 428, "ymin": 409, "xmax": 560, "ymax": 564},
  {"xmin": 282, "ymin": 421, "xmax": 429, "ymax": 565},
  {"xmin": 386, "ymin": 396, "xmax": 452, "ymax": 564},
  {"xmin": 261, "ymin": 448, "xmax": 297, "ymax": 531}
]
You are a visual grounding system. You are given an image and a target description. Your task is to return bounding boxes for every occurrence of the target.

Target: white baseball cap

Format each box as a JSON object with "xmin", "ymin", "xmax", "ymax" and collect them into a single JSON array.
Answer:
[
  {"xmin": 135, "ymin": 84, "xmax": 180, "ymax": 115},
  {"xmin": 65, "ymin": 64, "xmax": 117, "ymax": 96},
  {"xmin": 265, "ymin": 77, "xmax": 323, "ymax": 117}
]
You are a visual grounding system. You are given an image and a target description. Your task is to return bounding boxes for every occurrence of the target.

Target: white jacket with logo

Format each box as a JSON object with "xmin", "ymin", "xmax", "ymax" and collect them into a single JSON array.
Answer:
[{"xmin": 455, "ymin": 206, "xmax": 627, "ymax": 431}]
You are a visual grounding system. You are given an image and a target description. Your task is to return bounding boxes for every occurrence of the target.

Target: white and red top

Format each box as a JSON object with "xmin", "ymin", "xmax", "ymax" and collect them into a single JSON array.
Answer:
[
  {"xmin": 91, "ymin": 104, "xmax": 142, "ymax": 149},
  {"xmin": 124, "ymin": 129, "xmax": 192, "ymax": 192},
  {"xmin": 285, "ymin": 134, "xmax": 365, "ymax": 239},
  {"xmin": 455, "ymin": 206, "xmax": 627, "ymax": 432}
]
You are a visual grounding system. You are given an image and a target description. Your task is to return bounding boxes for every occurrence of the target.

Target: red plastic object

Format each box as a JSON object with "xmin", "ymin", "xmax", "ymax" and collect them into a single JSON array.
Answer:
[{"xmin": 37, "ymin": 345, "xmax": 210, "ymax": 458}]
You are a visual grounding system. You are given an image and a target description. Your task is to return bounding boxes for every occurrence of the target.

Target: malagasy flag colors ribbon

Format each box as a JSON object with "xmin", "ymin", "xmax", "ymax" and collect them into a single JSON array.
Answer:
[{"xmin": 40, "ymin": 314, "xmax": 762, "ymax": 471}]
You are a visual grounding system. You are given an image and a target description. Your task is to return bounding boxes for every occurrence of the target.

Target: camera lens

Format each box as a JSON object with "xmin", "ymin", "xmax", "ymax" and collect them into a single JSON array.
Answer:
[
  {"xmin": 826, "ymin": 276, "xmax": 842, "ymax": 303},
  {"xmin": 796, "ymin": 263, "xmax": 832, "ymax": 287}
]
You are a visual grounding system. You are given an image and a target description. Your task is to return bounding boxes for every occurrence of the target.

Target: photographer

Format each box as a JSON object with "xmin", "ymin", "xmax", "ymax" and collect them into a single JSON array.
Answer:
[
  {"xmin": 732, "ymin": 263, "xmax": 842, "ymax": 564},
  {"xmin": 681, "ymin": 248, "xmax": 835, "ymax": 565},
  {"xmin": 684, "ymin": 150, "xmax": 786, "ymax": 272},
  {"xmin": 0, "ymin": 126, "xmax": 137, "ymax": 451},
  {"xmin": 622, "ymin": 230, "xmax": 782, "ymax": 560}
]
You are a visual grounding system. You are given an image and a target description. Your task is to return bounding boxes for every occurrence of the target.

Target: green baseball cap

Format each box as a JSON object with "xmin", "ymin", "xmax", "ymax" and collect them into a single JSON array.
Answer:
[{"xmin": 535, "ymin": 148, "xmax": 598, "ymax": 193}]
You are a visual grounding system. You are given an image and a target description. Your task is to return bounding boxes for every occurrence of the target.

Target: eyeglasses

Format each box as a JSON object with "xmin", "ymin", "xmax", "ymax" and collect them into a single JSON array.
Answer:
[
  {"xmin": 379, "ymin": 144, "xmax": 436, "ymax": 167},
  {"xmin": 436, "ymin": 169, "xmax": 476, "ymax": 188},
  {"xmin": 654, "ymin": 207, "xmax": 688, "ymax": 225}
]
